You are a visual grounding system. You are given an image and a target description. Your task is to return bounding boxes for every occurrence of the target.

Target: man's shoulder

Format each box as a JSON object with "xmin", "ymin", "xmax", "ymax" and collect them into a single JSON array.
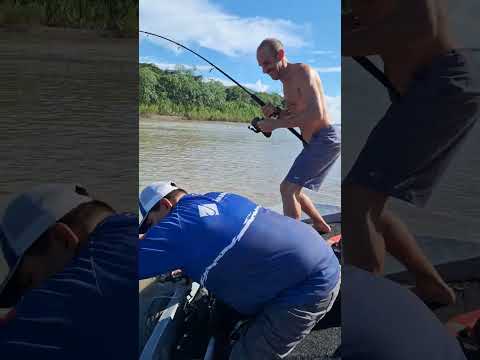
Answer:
[
  {"xmin": 88, "ymin": 213, "xmax": 138, "ymax": 244},
  {"xmin": 187, "ymin": 192, "xmax": 253, "ymax": 206},
  {"xmin": 293, "ymin": 62, "xmax": 313, "ymax": 74},
  {"xmin": 174, "ymin": 192, "xmax": 257, "ymax": 224},
  {"xmin": 95, "ymin": 212, "xmax": 138, "ymax": 230},
  {"xmin": 290, "ymin": 63, "xmax": 317, "ymax": 83}
]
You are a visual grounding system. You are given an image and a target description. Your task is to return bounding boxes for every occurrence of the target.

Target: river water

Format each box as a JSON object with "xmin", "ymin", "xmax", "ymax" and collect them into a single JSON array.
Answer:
[
  {"xmin": 140, "ymin": 116, "xmax": 341, "ymax": 209},
  {"xmin": 0, "ymin": 27, "xmax": 138, "ymax": 278}
]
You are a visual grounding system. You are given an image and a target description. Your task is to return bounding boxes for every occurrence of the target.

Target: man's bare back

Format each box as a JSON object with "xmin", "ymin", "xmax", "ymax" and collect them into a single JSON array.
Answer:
[
  {"xmin": 343, "ymin": 0, "xmax": 454, "ymax": 93},
  {"xmin": 281, "ymin": 63, "xmax": 331, "ymax": 142}
]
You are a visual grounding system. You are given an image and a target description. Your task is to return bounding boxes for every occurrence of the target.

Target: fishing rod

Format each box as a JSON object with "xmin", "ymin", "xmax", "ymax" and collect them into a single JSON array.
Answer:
[
  {"xmin": 352, "ymin": 56, "xmax": 401, "ymax": 100},
  {"xmin": 353, "ymin": 48, "xmax": 480, "ymax": 100},
  {"xmin": 139, "ymin": 30, "xmax": 308, "ymax": 146}
]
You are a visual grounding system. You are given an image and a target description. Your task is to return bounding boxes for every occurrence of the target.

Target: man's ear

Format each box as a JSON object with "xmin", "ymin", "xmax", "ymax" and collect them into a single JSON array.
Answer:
[
  {"xmin": 277, "ymin": 49, "xmax": 285, "ymax": 61},
  {"xmin": 51, "ymin": 223, "xmax": 79, "ymax": 250},
  {"xmin": 160, "ymin": 197, "xmax": 173, "ymax": 209}
]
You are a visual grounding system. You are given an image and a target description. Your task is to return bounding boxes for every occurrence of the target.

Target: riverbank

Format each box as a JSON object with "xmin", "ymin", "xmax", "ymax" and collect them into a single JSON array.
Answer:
[
  {"xmin": 0, "ymin": 1, "xmax": 137, "ymax": 37},
  {"xmin": 139, "ymin": 103, "xmax": 260, "ymax": 123},
  {"xmin": 140, "ymin": 113, "xmax": 343, "ymax": 127},
  {"xmin": 140, "ymin": 112, "xmax": 252, "ymax": 124}
]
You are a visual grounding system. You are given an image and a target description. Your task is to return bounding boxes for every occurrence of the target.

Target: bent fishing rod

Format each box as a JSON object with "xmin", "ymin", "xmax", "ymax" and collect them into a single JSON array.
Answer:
[
  {"xmin": 139, "ymin": 30, "xmax": 308, "ymax": 146},
  {"xmin": 352, "ymin": 56, "xmax": 401, "ymax": 100}
]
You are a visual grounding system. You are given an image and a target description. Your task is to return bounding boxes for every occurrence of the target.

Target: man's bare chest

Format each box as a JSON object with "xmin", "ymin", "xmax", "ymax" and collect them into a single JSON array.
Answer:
[{"xmin": 283, "ymin": 83, "xmax": 304, "ymax": 112}]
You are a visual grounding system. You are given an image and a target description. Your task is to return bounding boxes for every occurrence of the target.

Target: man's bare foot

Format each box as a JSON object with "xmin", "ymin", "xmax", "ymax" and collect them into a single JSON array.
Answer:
[
  {"xmin": 313, "ymin": 222, "xmax": 332, "ymax": 234},
  {"xmin": 411, "ymin": 278, "xmax": 456, "ymax": 306}
]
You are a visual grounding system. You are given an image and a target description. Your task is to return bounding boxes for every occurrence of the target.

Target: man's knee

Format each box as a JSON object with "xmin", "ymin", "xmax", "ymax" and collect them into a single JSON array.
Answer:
[
  {"xmin": 343, "ymin": 183, "xmax": 387, "ymax": 218},
  {"xmin": 280, "ymin": 180, "xmax": 301, "ymax": 197}
]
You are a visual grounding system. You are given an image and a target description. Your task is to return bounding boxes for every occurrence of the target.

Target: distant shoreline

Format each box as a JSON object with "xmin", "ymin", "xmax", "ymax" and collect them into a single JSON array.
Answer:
[
  {"xmin": 139, "ymin": 113, "xmax": 251, "ymax": 124},
  {"xmin": 139, "ymin": 113, "xmax": 341, "ymax": 127}
]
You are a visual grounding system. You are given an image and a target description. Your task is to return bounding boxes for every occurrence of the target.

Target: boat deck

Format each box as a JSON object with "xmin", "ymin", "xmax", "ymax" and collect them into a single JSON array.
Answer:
[{"xmin": 288, "ymin": 327, "xmax": 341, "ymax": 359}]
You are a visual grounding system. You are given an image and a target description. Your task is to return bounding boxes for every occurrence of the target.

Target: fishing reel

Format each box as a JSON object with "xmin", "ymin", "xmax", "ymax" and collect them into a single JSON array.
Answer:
[
  {"xmin": 248, "ymin": 117, "xmax": 272, "ymax": 138},
  {"xmin": 248, "ymin": 107, "xmax": 281, "ymax": 138}
]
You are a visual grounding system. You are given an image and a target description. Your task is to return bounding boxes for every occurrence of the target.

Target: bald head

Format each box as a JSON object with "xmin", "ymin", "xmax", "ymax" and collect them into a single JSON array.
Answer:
[
  {"xmin": 257, "ymin": 38, "xmax": 287, "ymax": 80},
  {"xmin": 257, "ymin": 38, "xmax": 284, "ymax": 57}
]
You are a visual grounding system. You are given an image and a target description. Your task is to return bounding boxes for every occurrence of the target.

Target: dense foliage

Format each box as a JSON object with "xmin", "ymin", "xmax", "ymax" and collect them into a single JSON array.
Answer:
[
  {"xmin": 139, "ymin": 63, "xmax": 284, "ymax": 122},
  {"xmin": 0, "ymin": 0, "xmax": 137, "ymax": 36}
]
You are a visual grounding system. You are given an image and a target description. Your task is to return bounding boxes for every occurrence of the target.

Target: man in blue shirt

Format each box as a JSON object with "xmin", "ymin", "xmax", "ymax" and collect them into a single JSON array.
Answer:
[
  {"xmin": 0, "ymin": 184, "xmax": 137, "ymax": 359},
  {"xmin": 139, "ymin": 181, "xmax": 341, "ymax": 359}
]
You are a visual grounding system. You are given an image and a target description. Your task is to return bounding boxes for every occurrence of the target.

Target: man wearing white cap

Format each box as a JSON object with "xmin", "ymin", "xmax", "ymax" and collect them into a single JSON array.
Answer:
[
  {"xmin": 139, "ymin": 181, "xmax": 183, "ymax": 234},
  {"xmin": 0, "ymin": 184, "xmax": 137, "ymax": 359},
  {"xmin": 139, "ymin": 181, "xmax": 341, "ymax": 359}
]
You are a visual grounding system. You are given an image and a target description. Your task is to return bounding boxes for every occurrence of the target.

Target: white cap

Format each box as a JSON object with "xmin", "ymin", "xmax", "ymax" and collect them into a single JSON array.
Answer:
[
  {"xmin": 0, "ymin": 183, "xmax": 92, "ymax": 305},
  {"xmin": 139, "ymin": 181, "xmax": 178, "ymax": 232}
]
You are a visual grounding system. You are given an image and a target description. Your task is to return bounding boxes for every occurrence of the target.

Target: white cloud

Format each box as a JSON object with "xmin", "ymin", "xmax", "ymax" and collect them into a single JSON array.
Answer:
[
  {"xmin": 140, "ymin": 0, "xmax": 309, "ymax": 57},
  {"xmin": 325, "ymin": 95, "xmax": 341, "ymax": 124},
  {"xmin": 140, "ymin": 57, "xmax": 272, "ymax": 93},
  {"xmin": 315, "ymin": 66, "xmax": 341, "ymax": 73},
  {"xmin": 140, "ymin": 56, "xmax": 213, "ymax": 72},
  {"xmin": 243, "ymin": 80, "xmax": 270, "ymax": 93}
]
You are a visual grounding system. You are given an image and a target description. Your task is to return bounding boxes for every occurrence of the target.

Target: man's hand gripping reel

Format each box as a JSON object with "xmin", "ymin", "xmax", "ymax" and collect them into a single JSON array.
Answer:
[{"xmin": 248, "ymin": 107, "xmax": 281, "ymax": 138}]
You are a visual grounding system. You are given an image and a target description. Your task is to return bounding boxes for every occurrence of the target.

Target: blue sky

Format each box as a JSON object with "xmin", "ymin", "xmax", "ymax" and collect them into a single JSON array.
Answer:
[{"xmin": 139, "ymin": 0, "xmax": 341, "ymax": 123}]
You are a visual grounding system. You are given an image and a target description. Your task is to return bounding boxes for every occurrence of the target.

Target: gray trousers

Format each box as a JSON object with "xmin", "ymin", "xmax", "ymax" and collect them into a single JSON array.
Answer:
[{"xmin": 229, "ymin": 276, "xmax": 341, "ymax": 360}]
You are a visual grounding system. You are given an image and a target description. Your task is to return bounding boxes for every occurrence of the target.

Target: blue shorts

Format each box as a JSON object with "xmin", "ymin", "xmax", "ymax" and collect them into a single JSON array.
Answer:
[
  {"xmin": 285, "ymin": 125, "xmax": 341, "ymax": 191},
  {"xmin": 344, "ymin": 49, "xmax": 480, "ymax": 206}
]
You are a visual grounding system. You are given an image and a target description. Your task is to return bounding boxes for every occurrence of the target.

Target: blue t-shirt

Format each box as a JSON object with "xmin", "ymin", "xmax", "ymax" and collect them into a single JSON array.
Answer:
[
  {"xmin": 140, "ymin": 192, "xmax": 340, "ymax": 315},
  {"xmin": 0, "ymin": 214, "xmax": 138, "ymax": 359}
]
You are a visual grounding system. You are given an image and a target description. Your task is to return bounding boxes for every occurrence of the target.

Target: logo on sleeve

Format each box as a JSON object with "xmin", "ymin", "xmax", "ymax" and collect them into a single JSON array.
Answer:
[{"xmin": 198, "ymin": 203, "xmax": 220, "ymax": 217}]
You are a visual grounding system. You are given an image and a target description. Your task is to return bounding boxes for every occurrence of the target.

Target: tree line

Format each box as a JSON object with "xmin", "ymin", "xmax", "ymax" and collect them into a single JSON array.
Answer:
[{"xmin": 139, "ymin": 63, "xmax": 284, "ymax": 122}]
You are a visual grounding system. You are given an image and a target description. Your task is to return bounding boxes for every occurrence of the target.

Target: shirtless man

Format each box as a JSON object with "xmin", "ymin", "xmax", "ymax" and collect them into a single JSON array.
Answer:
[
  {"xmin": 342, "ymin": 0, "xmax": 480, "ymax": 305},
  {"xmin": 256, "ymin": 38, "xmax": 341, "ymax": 233}
]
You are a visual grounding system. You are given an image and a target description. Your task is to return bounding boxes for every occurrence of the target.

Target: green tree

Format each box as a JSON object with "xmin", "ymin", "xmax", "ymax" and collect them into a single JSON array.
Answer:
[
  {"xmin": 139, "ymin": 67, "xmax": 159, "ymax": 105},
  {"xmin": 226, "ymin": 86, "xmax": 250, "ymax": 103},
  {"xmin": 139, "ymin": 63, "xmax": 284, "ymax": 122}
]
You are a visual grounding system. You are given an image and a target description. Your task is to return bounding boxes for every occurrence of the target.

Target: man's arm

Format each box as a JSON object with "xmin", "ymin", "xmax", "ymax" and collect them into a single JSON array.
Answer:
[
  {"xmin": 139, "ymin": 225, "xmax": 183, "ymax": 280},
  {"xmin": 343, "ymin": 0, "xmax": 439, "ymax": 56}
]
